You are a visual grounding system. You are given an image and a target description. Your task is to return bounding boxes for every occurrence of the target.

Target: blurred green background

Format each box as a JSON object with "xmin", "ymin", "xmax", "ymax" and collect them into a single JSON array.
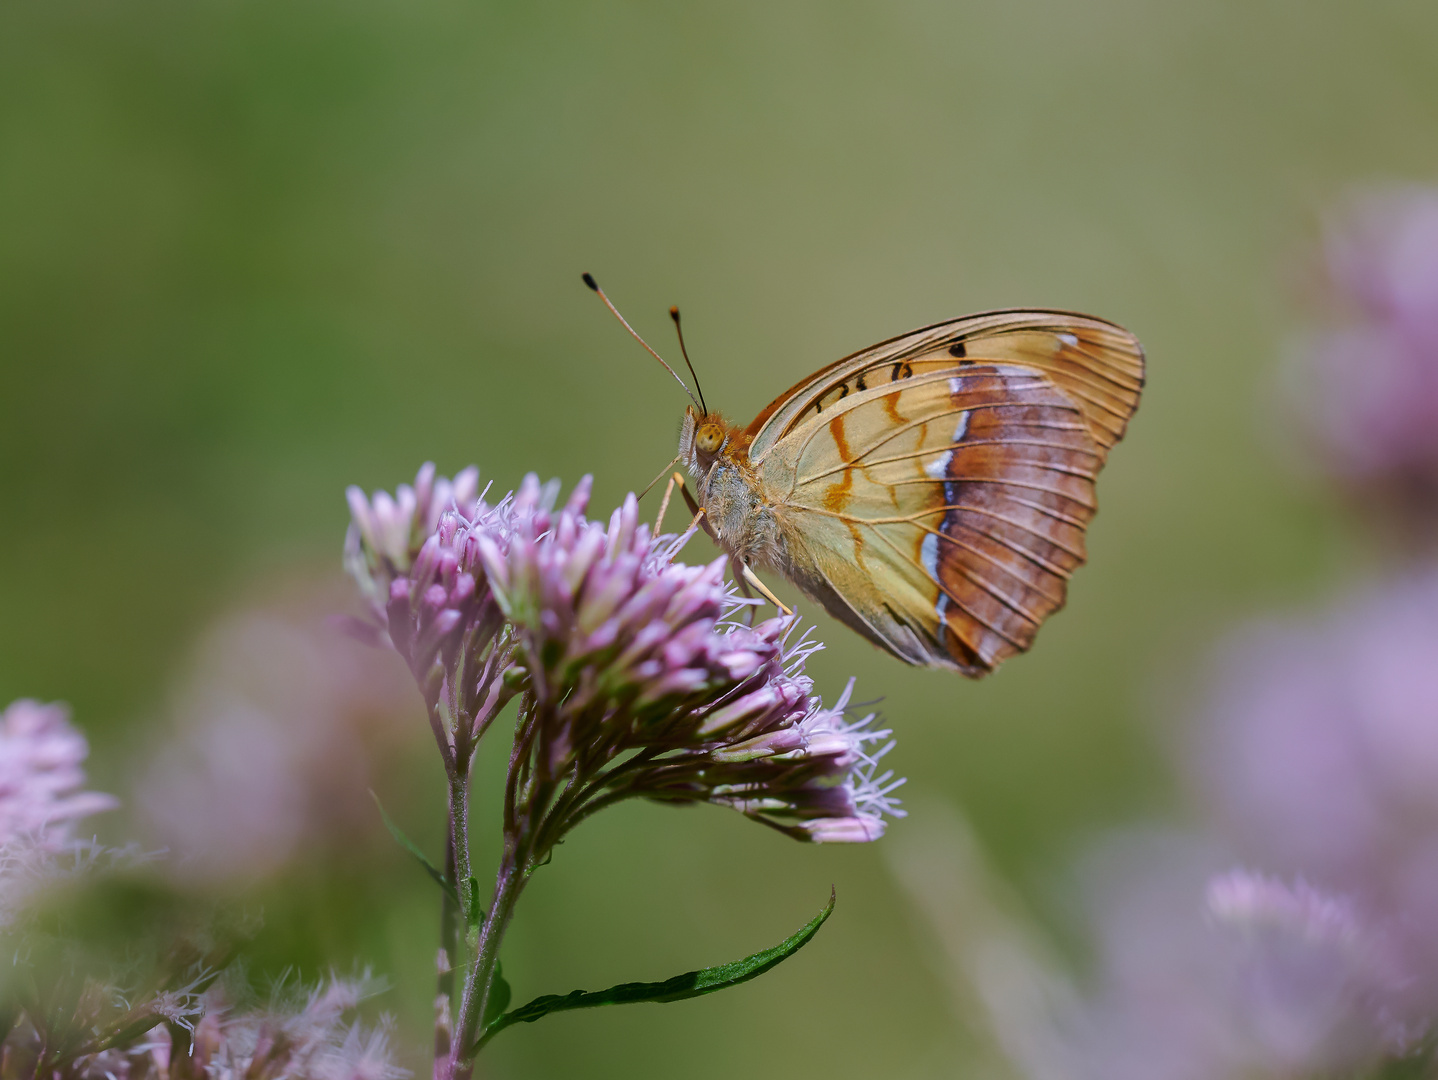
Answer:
[{"xmin": 3, "ymin": 0, "xmax": 1437, "ymax": 1076}]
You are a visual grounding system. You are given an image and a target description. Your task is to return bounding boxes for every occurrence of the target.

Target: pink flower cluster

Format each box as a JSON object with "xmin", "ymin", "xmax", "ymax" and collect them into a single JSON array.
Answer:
[
  {"xmin": 342, "ymin": 464, "xmax": 903, "ymax": 846},
  {"xmin": 478, "ymin": 475, "xmax": 903, "ymax": 843}
]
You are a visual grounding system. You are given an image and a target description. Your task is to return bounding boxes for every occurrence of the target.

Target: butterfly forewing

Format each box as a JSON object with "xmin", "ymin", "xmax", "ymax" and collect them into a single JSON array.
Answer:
[{"xmin": 746, "ymin": 311, "xmax": 1144, "ymax": 464}]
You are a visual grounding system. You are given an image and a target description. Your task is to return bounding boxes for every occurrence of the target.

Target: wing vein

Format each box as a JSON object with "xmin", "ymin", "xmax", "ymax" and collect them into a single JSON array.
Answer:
[
  {"xmin": 908, "ymin": 522, "xmax": 1067, "ymax": 606},
  {"xmin": 858, "ymin": 520, "xmax": 1034, "ymax": 646},
  {"xmin": 800, "ymin": 436, "xmax": 1098, "ymax": 485},
  {"xmin": 800, "ymin": 505, "xmax": 1082, "ymax": 581}
]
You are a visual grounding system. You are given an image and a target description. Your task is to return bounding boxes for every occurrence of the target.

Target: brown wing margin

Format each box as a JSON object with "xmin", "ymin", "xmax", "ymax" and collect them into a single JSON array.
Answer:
[{"xmin": 911, "ymin": 376, "xmax": 1098, "ymax": 672}]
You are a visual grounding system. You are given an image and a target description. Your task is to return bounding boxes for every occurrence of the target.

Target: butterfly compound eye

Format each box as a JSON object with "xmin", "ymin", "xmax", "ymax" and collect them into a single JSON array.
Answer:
[{"xmin": 695, "ymin": 423, "xmax": 725, "ymax": 455}]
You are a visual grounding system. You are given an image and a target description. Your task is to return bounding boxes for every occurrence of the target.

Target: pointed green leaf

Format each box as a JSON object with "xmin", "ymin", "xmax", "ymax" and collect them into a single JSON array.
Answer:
[
  {"xmin": 369, "ymin": 791, "xmax": 460, "ymax": 907},
  {"xmin": 483, "ymin": 962, "xmax": 512, "ymax": 1028},
  {"xmin": 475, "ymin": 888, "xmax": 836, "ymax": 1048}
]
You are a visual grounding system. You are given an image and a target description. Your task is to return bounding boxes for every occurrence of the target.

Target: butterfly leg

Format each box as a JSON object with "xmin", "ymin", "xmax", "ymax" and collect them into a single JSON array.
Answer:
[
  {"xmin": 677, "ymin": 476, "xmax": 719, "ymax": 543},
  {"xmin": 730, "ymin": 555, "xmax": 755, "ymax": 624},
  {"xmin": 654, "ymin": 472, "xmax": 679, "ymax": 535},
  {"xmin": 739, "ymin": 562, "xmax": 792, "ymax": 616},
  {"xmin": 639, "ymin": 454, "xmax": 682, "ymax": 515},
  {"xmin": 728, "ymin": 556, "xmax": 765, "ymax": 626}
]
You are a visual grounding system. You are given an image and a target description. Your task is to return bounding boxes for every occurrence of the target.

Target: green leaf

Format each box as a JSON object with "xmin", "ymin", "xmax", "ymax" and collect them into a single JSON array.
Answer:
[
  {"xmin": 369, "ymin": 791, "xmax": 460, "ymax": 907},
  {"xmin": 483, "ymin": 962, "xmax": 512, "ymax": 1028},
  {"xmin": 475, "ymin": 888, "xmax": 836, "ymax": 1049}
]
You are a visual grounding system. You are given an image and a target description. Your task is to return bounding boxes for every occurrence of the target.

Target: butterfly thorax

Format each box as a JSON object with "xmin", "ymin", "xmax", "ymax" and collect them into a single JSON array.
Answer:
[{"xmin": 678, "ymin": 408, "xmax": 783, "ymax": 566}]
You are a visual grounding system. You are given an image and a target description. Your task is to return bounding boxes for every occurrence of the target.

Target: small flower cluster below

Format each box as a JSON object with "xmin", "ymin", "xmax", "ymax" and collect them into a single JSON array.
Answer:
[{"xmin": 1, "ymin": 975, "xmax": 406, "ymax": 1080}]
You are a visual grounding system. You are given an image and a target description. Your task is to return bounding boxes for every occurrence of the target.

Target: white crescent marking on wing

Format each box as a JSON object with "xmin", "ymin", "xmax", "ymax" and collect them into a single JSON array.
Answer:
[
  {"xmin": 952, "ymin": 410, "xmax": 969, "ymax": 443},
  {"xmin": 921, "ymin": 531, "xmax": 941, "ymax": 579}
]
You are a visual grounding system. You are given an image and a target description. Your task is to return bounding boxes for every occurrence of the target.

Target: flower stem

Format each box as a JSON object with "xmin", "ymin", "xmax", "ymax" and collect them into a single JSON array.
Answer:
[
  {"xmin": 450, "ymin": 856, "xmax": 526, "ymax": 1079},
  {"xmin": 434, "ymin": 816, "xmax": 457, "ymax": 1080},
  {"xmin": 448, "ymin": 757, "xmax": 474, "ymax": 917}
]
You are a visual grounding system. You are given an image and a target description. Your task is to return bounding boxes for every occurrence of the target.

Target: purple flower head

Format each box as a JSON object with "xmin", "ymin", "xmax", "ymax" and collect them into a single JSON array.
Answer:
[
  {"xmin": 479, "ymin": 476, "xmax": 741, "ymax": 718},
  {"xmin": 344, "ymin": 466, "xmax": 537, "ymax": 754},
  {"xmin": 1290, "ymin": 186, "xmax": 1438, "ymax": 523},
  {"xmin": 345, "ymin": 463, "xmax": 481, "ymax": 620},
  {"xmin": 644, "ymin": 664, "xmax": 905, "ymax": 843},
  {"xmin": 340, "ymin": 464, "xmax": 905, "ymax": 1072},
  {"xmin": 0, "ymin": 699, "xmax": 116, "ymax": 851},
  {"xmin": 479, "ymin": 478, "xmax": 904, "ymax": 845}
]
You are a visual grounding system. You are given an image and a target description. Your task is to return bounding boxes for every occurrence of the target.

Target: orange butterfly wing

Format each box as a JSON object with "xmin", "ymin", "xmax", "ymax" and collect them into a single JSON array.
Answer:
[{"xmin": 750, "ymin": 313, "xmax": 1143, "ymax": 674}]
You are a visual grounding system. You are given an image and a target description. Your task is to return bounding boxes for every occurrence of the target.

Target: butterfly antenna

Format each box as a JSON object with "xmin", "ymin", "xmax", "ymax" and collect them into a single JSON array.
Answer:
[
  {"xmin": 582, "ymin": 273, "xmax": 702, "ymax": 412},
  {"xmin": 668, "ymin": 305, "xmax": 708, "ymax": 416}
]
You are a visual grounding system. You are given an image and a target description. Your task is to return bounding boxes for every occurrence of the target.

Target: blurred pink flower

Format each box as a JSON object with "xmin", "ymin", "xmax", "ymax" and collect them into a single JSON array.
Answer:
[
  {"xmin": 136, "ymin": 580, "xmax": 418, "ymax": 886},
  {"xmin": 1062, "ymin": 837, "xmax": 1411, "ymax": 1080},
  {"xmin": 0, "ymin": 699, "xmax": 116, "ymax": 850},
  {"xmin": 1187, "ymin": 566, "xmax": 1438, "ymax": 1012},
  {"xmin": 190, "ymin": 974, "xmax": 409, "ymax": 1080},
  {"xmin": 1290, "ymin": 186, "xmax": 1438, "ymax": 522},
  {"xmin": 892, "ymin": 817, "xmax": 1414, "ymax": 1080}
]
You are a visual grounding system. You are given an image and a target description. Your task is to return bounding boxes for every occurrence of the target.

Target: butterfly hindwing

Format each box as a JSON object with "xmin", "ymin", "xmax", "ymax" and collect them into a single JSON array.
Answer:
[{"xmin": 757, "ymin": 361, "xmax": 1115, "ymax": 674}]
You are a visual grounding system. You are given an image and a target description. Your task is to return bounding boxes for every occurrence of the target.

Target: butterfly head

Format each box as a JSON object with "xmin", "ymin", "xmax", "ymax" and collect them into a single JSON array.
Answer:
[
  {"xmin": 695, "ymin": 419, "xmax": 726, "ymax": 455},
  {"xmin": 679, "ymin": 405, "xmax": 746, "ymax": 477}
]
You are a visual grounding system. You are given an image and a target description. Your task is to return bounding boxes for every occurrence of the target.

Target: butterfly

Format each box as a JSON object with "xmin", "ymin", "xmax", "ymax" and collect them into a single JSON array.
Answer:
[{"xmin": 584, "ymin": 275, "xmax": 1144, "ymax": 676}]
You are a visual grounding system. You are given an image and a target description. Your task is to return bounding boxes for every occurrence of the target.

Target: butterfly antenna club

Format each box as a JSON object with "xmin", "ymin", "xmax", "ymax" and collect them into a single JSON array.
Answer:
[
  {"xmin": 669, "ymin": 305, "xmax": 708, "ymax": 415},
  {"xmin": 582, "ymin": 272, "xmax": 702, "ymax": 411}
]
